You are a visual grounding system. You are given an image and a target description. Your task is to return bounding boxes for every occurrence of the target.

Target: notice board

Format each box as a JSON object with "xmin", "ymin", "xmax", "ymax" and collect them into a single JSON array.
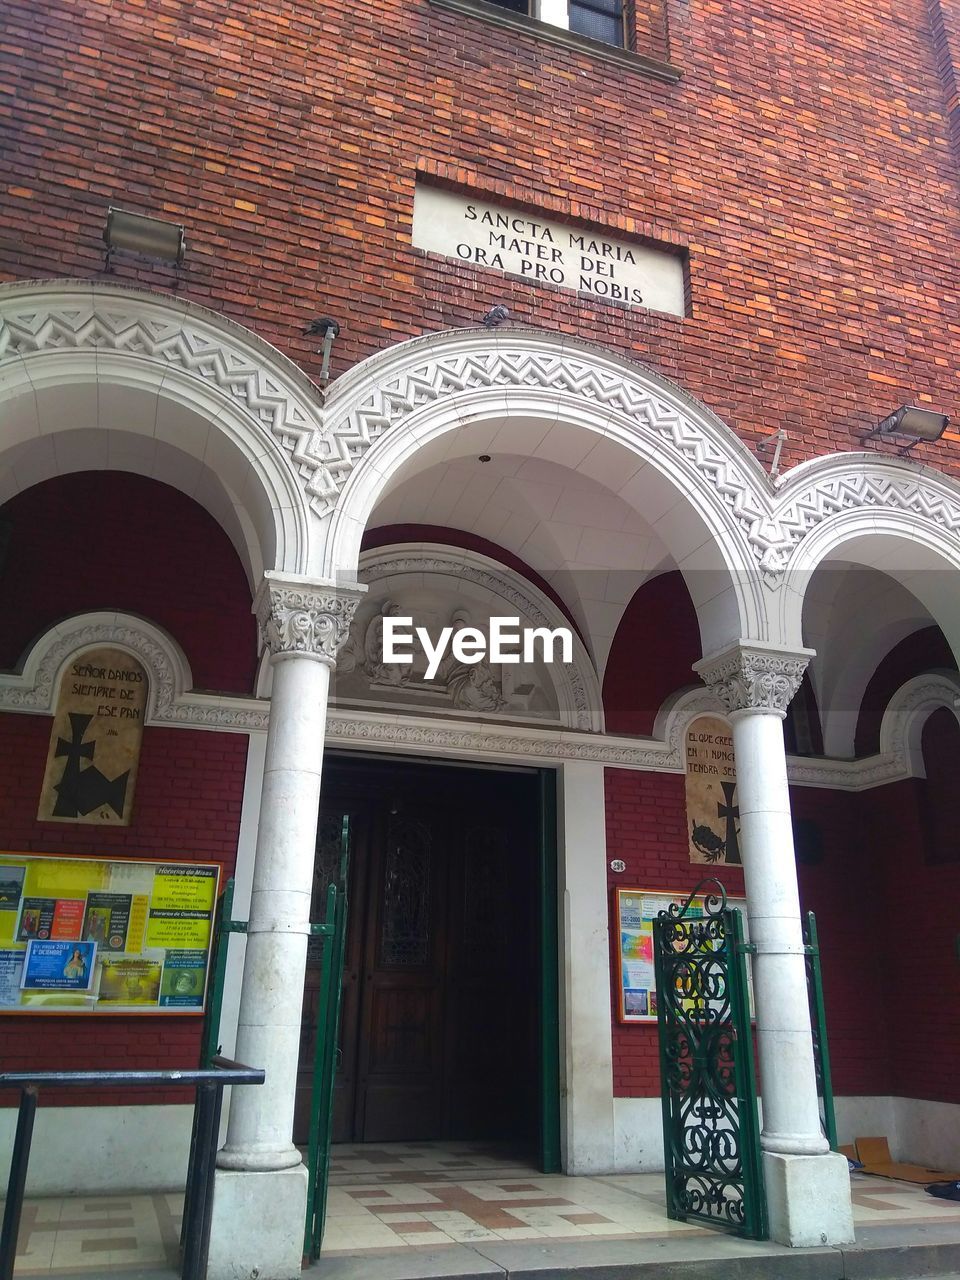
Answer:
[
  {"xmin": 0, "ymin": 852, "xmax": 219, "ymax": 1014},
  {"xmin": 615, "ymin": 886, "xmax": 752, "ymax": 1024}
]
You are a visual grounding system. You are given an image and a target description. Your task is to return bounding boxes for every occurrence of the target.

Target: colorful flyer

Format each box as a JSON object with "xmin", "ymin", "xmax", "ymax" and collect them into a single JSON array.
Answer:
[
  {"xmin": 0, "ymin": 866, "xmax": 25, "ymax": 912},
  {"xmin": 21, "ymin": 939, "xmax": 97, "ymax": 991},
  {"xmin": 145, "ymin": 909, "xmax": 212, "ymax": 950},
  {"xmin": 83, "ymin": 893, "xmax": 132, "ymax": 951},
  {"xmin": 0, "ymin": 852, "xmax": 219, "ymax": 1016},
  {"xmin": 50, "ymin": 899, "xmax": 85, "ymax": 940},
  {"xmin": 17, "ymin": 898, "xmax": 56, "ymax": 942},
  {"xmin": 97, "ymin": 957, "xmax": 163, "ymax": 1005},
  {"xmin": 0, "ymin": 948, "xmax": 25, "ymax": 1007},
  {"xmin": 159, "ymin": 950, "xmax": 207, "ymax": 1008}
]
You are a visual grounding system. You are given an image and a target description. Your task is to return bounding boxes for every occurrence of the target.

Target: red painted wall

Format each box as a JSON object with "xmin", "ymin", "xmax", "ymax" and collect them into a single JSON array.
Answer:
[
  {"xmin": 0, "ymin": 473, "xmax": 257, "ymax": 695},
  {"xmin": 606, "ymin": 759, "xmax": 960, "ymax": 1105},
  {"xmin": 854, "ymin": 627, "xmax": 956, "ymax": 756},
  {"xmin": 605, "ymin": 767, "xmax": 746, "ymax": 1095},
  {"xmin": 0, "ymin": 473, "xmax": 255, "ymax": 1105},
  {"xmin": 0, "ymin": 713, "xmax": 248, "ymax": 1105},
  {"xmin": 603, "ymin": 572, "xmax": 701, "ymax": 736}
]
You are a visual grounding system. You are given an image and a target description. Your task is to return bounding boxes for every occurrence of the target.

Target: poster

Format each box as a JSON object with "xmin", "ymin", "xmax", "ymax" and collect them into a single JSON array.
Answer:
[
  {"xmin": 21, "ymin": 940, "xmax": 97, "ymax": 992},
  {"xmin": 0, "ymin": 852, "xmax": 219, "ymax": 1015},
  {"xmin": 685, "ymin": 715, "xmax": 741, "ymax": 864},
  {"xmin": 615, "ymin": 887, "xmax": 751, "ymax": 1024},
  {"xmin": 37, "ymin": 647, "xmax": 148, "ymax": 826}
]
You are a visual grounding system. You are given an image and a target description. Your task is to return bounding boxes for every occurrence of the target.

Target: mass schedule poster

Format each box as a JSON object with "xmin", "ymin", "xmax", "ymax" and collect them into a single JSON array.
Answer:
[{"xmin": 0, "ymin": 852, "xmax": 219, "ymax": 1014}]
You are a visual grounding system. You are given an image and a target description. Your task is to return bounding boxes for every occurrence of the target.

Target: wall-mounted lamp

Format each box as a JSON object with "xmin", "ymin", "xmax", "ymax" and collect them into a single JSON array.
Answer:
[
  {"xmin": 863, "ymin": 405, "xmax": 949, "ymax": 453},
  {"xmin": 103, "ymin": 208, "xmax": 186, "ymax": 270},
  {"xmin": 303, "ymin": 317, "xmax": 341, "ymax": 385}
]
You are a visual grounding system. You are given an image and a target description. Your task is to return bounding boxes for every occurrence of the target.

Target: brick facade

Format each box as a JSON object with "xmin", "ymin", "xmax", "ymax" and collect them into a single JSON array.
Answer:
[{"xmin": 2, "ymin": 0, "xmax": 959, "ymax": 474}]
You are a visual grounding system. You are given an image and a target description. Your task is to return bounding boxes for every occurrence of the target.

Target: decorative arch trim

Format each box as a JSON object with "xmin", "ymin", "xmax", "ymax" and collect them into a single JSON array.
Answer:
[
  {"xmin": 0, "ymin": 613, "xmax": 269, "ymax": 733},
  {"xmin": 0, "ymin": 279, "xmax": 317, "ymax": 577}
]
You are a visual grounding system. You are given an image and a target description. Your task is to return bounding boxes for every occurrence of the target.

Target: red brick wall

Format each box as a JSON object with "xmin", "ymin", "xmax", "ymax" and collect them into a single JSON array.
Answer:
[
  {"xmin": 603, "ymin": 572, "xmax": 701, "ymax": 735},
  {"xmin": 2, "ymin": 0, "xmax": 959, "ymax": 474},
  {"xmin": 0, "ymin": 713, "xmax": 248, "ymax": 1104},
  {"xmin": 0, "ymin": 473, "xmax": 257, "ymax": 694}
]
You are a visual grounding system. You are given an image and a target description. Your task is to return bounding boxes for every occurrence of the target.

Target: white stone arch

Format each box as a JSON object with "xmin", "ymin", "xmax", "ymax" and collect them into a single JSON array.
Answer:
[
  {"xmin": 879, "ymin": 670, "xmax": 960, "ymax": 778},
  {"xmin": 0, "ymin": 279, "xmax": 323, "ymax": 586},
  {"xmin": 315, "ymin": 328, "xmax": 773, "ymax": 654},
  {"xmin": 773, "ymin": 454, "xmax": 960, "ymax": 655},
  {"xmin": 0, "ymin": 611, "xmax": 268, "ymax": 732},
  {"xmin": 777, "ymin": 510, "xmax": 960, "ymax": 666}
]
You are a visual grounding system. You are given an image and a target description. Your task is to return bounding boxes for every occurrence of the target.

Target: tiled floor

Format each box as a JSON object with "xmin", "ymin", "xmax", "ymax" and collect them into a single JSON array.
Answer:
[{"xmin": 5, "ymin": 1142, "xmax": 960, "ymax": 1274}]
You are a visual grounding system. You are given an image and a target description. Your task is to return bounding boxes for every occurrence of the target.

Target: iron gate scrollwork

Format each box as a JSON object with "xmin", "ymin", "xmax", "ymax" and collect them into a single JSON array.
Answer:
[{"xmin": 653, "ymin": 878, "xmax": 767, "ymax": 1240}]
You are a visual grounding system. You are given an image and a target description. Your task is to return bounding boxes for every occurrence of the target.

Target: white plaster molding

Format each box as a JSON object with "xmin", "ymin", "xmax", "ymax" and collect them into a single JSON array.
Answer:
[
  {"xmin": 0, "ymin": 279, "xmax": 315, "ymax": 579},
  {"xmin": 354, "ymin": 544, "xmax": 603, "ymax": 732},
  {"xmin": 254, "ymin": 572, "xmax": 363, "ymax": 666},
  {"xmin": 772, "ymin": 455, "xmax": 960, "ymax": 570},
  {"xmin": 2, "ymin": 615, "xmax": 952, "ymax": 789},
  {"xmin": 0, "ymin": 612, "xmax": 270, "ymax": 733},
  {"xmin": 695, "ymin": 641, "xmax": 815, "ymax": 718},
  {"xmin": 9, "ymin": 285, "xmax": 960, "ymax": 649},
  {"xmin": 323, "ymin": 708, "xmax": 682, "ymax": 769}
]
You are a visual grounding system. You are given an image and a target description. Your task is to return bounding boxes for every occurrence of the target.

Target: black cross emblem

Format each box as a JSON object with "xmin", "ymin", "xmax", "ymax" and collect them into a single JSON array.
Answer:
[{"xmin": 717, "ymin": 780, "xmax": 741, "ymax": 865}]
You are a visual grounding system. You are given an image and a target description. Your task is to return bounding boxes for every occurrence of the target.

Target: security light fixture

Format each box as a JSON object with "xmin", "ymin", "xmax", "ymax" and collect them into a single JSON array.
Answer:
[
  {"xmin": 103, "ymin": 208, "xmax": 186, "ymax": 269},
  {"xmin": 303, "ymin": 317, "xmax": 341, "ymax": 385},
  {"xmin": 864, "ymin": 405, "xmax": 949, "ymax": 450}
]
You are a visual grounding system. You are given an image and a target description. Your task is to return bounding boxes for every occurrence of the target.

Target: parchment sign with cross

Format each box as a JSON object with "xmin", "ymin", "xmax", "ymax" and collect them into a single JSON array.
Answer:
[
  {"xmin": 37, "ymin": 647, "xmax": 148, "ymax": 826},
  {"xmin": 684, "ymin": 715, "xmax": 741, "ymax": 865}
]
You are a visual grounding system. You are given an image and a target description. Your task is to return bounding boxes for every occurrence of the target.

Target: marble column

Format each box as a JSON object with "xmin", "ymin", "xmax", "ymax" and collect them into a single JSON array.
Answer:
[
  {"xmin": 695, "ymin": 642, "xmax": 854, "ymax": 1248},
  {"xmin": 208, "ymin": 573, "xmax": 361, "ymax": 1280}
]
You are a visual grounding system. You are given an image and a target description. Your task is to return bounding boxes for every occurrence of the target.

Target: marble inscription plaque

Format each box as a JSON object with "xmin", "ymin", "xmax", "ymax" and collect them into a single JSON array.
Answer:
[{"xmin": 412, "ymin": 184, "xmax": 686, "ymax": 316}]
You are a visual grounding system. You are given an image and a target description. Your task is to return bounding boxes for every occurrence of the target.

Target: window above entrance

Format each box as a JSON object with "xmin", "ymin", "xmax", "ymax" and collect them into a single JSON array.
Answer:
[
  {"xmin": 427, "ymin": 0, "xmax": 680, "ymax": 82},
  {"xmin": 486, "ymin": 0, "xmax": 624, "ymax": 47}
]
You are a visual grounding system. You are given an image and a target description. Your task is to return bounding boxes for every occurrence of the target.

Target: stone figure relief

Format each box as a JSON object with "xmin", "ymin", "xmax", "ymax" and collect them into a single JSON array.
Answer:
[{"xmin": 333, "ymin": 592, "xmax": 558, "ymax": 722}]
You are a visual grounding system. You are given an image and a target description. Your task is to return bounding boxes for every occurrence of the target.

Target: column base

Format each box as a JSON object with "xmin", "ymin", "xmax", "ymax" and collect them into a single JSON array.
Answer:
[
  {"xmin": 763, "ymin": 1149, "xmax": 855, "ymax": 1247},
  {"xmin": 207, "ymin": 1163, "xmax": 308, "ymax": 1280}
]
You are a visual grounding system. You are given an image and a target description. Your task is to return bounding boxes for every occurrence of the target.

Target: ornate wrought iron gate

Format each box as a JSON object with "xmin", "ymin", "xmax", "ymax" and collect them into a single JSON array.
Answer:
[{"xmin": 653, "ymin": 879, "xmax": 767, "ymax": 1240}]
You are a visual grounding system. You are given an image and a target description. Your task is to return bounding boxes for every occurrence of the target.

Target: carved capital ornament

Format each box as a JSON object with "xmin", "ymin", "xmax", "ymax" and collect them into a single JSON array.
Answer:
[
  {"xmin": 694, "ymin": 643, "xmax": 814, "ymax": 719},
  {"xmin": 255, "ymin": 574, "xmax": 363, "ymax": 666}
]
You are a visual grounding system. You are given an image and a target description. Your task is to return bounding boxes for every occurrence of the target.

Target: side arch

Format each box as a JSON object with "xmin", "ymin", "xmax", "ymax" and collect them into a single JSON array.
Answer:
[{"xmin": 0, "ymin": 279, "xmax": 323, "ymax": 584}]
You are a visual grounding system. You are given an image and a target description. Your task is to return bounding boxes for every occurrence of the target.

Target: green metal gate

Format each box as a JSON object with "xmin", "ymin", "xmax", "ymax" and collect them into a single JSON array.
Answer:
[
  {"xmin": 653, "ymin": 878, "xmax": 766, "ymax": 1240},
  {"xmin": 304, "ymin": 813, "xmax": 351, "ymax": 1263}
]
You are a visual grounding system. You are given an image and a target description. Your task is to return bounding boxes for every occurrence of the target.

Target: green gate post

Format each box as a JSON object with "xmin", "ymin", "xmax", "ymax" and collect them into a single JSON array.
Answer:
[
  {"xmin": 803, "ymin": 910, "xmax": 838, "ymax": 1152},
  {"xmin": 304, "ymin": 814, "xmax": 351, "ymax": 1263},
  {"xmin": 538, "ymin": 770, "xmax": 561, "ymax": 1175}
]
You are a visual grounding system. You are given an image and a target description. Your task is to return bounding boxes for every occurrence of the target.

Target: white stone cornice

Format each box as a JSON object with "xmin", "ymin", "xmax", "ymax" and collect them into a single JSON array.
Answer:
[
  {"xmin": 254, "ymin": 573, "xmax": 364, "ymax": 665},
  {"xmin": 694, "ymin": 641, "xmax": 815, "ymax": 718}
]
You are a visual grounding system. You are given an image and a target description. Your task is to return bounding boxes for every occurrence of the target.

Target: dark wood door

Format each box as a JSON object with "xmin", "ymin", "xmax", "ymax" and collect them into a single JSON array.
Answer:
[{"xmin": 296, "ymin": 760, "xmax": 539, "ymax": 1147}]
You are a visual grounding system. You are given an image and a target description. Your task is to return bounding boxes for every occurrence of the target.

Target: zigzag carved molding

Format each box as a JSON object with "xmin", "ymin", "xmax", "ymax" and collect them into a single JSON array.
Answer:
[{"xmin": 3, "ymin": 284, "xmax": 960, "ymax": 575}]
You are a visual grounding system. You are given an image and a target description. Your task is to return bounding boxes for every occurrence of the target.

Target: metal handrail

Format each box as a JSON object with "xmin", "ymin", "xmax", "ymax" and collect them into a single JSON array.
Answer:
[{"xmin": 0, "ymin": 1056, "xmax": 264, "ymax": 1280}]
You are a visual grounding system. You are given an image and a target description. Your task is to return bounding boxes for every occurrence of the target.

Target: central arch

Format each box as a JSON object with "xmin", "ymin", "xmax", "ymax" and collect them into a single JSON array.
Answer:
[{"xmin": 318, "ymin": 328, "xmax": 773, "ymax": 656}]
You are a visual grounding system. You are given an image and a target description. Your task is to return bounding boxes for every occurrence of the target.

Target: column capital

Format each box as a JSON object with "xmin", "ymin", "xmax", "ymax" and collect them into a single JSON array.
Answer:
[
  {"xmin": 693, "ymin": 641, "xmax": 815, "ymax": 719},
  {"xmin": 254, "ymin": 572, "xmax": 365, "ymax": 666}
]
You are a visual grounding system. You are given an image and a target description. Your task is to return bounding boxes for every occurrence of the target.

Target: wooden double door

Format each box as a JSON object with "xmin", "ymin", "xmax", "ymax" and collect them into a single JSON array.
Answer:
[{"xmin": 295, "ymin": 758, "xmax": 541, "ymax": 1146}]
